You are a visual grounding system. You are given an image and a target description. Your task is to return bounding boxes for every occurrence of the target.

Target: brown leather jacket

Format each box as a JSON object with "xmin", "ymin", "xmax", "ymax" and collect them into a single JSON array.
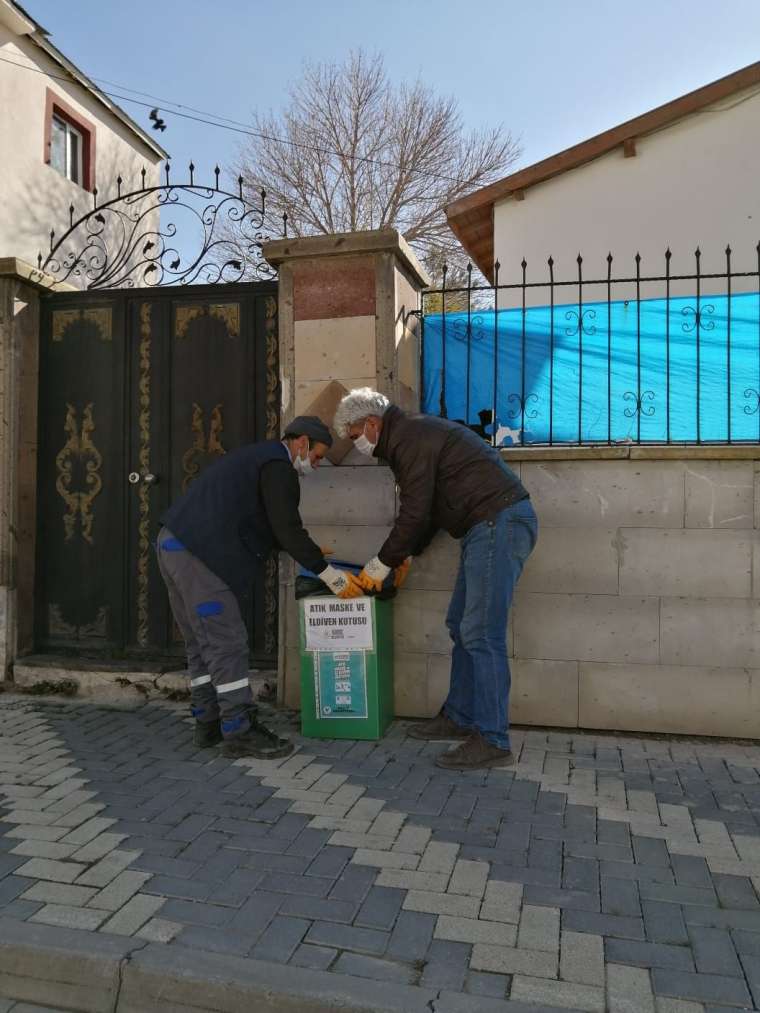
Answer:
[{"xmin": 375, "ymin": 406, "xmax": 529, "ymax": 568}]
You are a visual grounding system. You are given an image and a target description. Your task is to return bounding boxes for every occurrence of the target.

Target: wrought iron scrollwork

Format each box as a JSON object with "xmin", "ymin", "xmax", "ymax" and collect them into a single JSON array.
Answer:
[
  {"xmin": 565, "ymin": 308, "xmax": 597, "ymax": 337},
  {"xmin": 743, "ymin": 388, "xmax": 760, "ymax": 415},
  {"xmin": 507, "ymin": 393, "xmax": 539, "ymax": 421},
  {"xmin": 451, "ymin": 315, "xmax": 486, "ymax": 342},
  {"xmin": 681, "ymin": 304, "xmax": 715, "ymax": 333},
  {"xmin": 38, "ymin": 166, "xmax": 286, "ymax": 289},
  {"xmin": 623, "ymin": 391, "xmax": 656, "ymax": 418}
]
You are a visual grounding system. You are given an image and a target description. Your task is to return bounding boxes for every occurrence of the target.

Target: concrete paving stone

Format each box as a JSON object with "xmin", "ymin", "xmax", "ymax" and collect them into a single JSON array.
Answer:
[
  {"xmin": 328, "ymin": 862, "xmax": 377, "ymax": 904},
  {"xmin": 305, "ymin": 845, "xmax": 353, "ymax": 879},
  {"xmin": 470, "ymin": 944, "xmax": 558, "ymax": 978},
  {"xmin": 687, "ymin": 926, "xmax": 744, "ymax": 977},
  {"xmin": 730, "ymin": 927, "xmax": 760, "ymax": 955},
  {"xmin": 172, "ymin": 924, "xmax": 253, "ymax": 955},
  {"xmin": 5, "ymin": 825, "xmax": 69, "ymax": 843},
  {"xmin": 332, "ymin": 951, "xmax": 417, "ymax": 984},
  {"xmin": 489, "ymin": 863, "xmax": 561, "ymax": 888},
  {"xmin": 30, "ymin": 902, "xmax": 107, "ymax": 931},
  {"xmin": 670, "ymin": 854, "xmax": 713, "ymax": 889},
  {"xmin": 650, "ymin": 969, "xmax": 751, "ymax": 1007},
  {"xmin": 560, "ymin": 930, "xmax": 605, "ymax": 986},
  {"xmin": 130, "ymin": 853, "xmax": 200, "ymax": 878},
  {"xmin": 682, "ymin": 904, "xmax": 760, "ymax": 931},
  {"xmin": 563, "ymin": 910, "xmax": 646, "ymax": 939},
  {"xmin": 386, "ymin": 909, "xmax": 437, "ymax": 962},
  {"xmin": 251, "ymin": 914, "xmax": 311, "ymax": 964},
  {"xmin": 563, "ymin": 857, "xmax": 600, "ymax": 893},
  {"xmin": 517, "ymin": 905, "xmax": 560, "ymax": 953},
  {"xmin": 351, "ymin": 848, "xmax": 419, "ymax": 870},
  {"xmin": 448, "ymin": 860, "xmax": 489, "ymax": 899},
  {"xmin": 711, "ymin": 872, "xmax": 760, "ymax": 910},
  {"xmin": 739, "ymin": 953, "xmax": 760, "ymax": 1008},
  {"xmin": 420, "ymin": 938, "xmax": 472, "ymax": 992},
  {"xmin": 523, "ymin": 884, "xmax": 601, "ymax": 912},
  {"xmin": 240, "ymin": 850, "xmax": 309, "ymax": 876},
  {"xmin": 13, "ymin": 858, "xmax": 86, "ymax": 884},
  {"xmin": 278, "ymin": 893, "xmax": 359, "ymax": 924},
  {"xmin": 20, "ymin": 881, "xmax": 98, "ymax": 907},
  {"xmin": 565, "ymin": 841, "xmax": 634, "ymax": 863},
  {"xmin": 54, "ymin": 804, "xmax": 107, "ymax": 830},
  {"xmin": 632, "ymin": 836, "xmax": 672, "ymax": 867},
  {"xmin": 436, "ymin": 915, "xmax": 517, "ymax": 947},
  {"xmin": 480, "ymin": 880, "xmax": 523, "ymax": 924},
  {"xmin": 304, "ymin": 919, "xmax": 390, "ymax": 956},
  {"xmin": 607, "ymin": 963, "xmax": 656, "ymax": 1013},
  {"xmin": 289, "ymin": 943, "xmax": 338, "ymax": 970},
  {"xmin": 393, "ymin": 826, "xmax": 433, "ymax": 855},
  {"xmin": 375, "ymin": 868, "xmax": 450, "ymax": 892},
  {"xmin": 0, "ymin": 872, "xmax": 37, "ymax": 906},
  {"xmin": 642, "ymin": 900, "xmax": 690, "ymax": 945},
  {"xmin": 69, "ymin": 832, "xmax": 128, "ymax": 864},
  {"xmin": 419, "ymin": 841, "xmax": 460, "ymax": 876},
  {"xmin": 463, "ymin": 970, "xmax": 508, "ymax": 998},
  {"xmin": 403, "ymin": 890, "xmax": 481, "ymax": 918},
  {"xmin": 87, "ymin": 870, "xmax": 152, "ymax": 911},
  {"xmin": 354, "ymin": 885, "xmax": 405, "ymax": 931},
  {"xmin": 511, "ymin": 975, "xmax": 605, "ymax": 1012},
  {"xmin": 601, "ymin": 860, "xmax": 675, "ymax": 885},
  {"xmin": 140, "ymin": 875, "xmax": 212, "ymax": 902},
  {"xmin": 603, "ymin": 876, "xmax": 642, "ymax": 917},
  {"xmin": 638, "ymin": 881, "xmax": 717, "ymax": 907},
  {"xmin": 100, "ymin": 892, "xmax": 167, "ymax": 935},
  {"xmin": 605, "ymin": 939, "xmax": 695, "ymax": 971},
  {"xmin": 654, "ymin": 1000, "xmax": 704, "ymax": 1013},
  {"xmin": 257, "ymin": 872, "xmax": 333, "ymax": 898},
  {"xmin": 75, "ymin": 849, "xmax": 141, "ymax": 889},
  {"xmin": 135, "ymin": 916, "xmax": 183, "ymax": 943},
  {"xmin": 58, "ymin": 816, "xmax": 115, "ymax": 845},
  {"xmin": 202, "ymin": 868, "xmax": 265, "ymax": 907}
]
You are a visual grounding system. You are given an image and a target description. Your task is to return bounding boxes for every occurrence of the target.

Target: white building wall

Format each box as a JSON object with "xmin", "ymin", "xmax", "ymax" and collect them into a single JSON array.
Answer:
[
  {"xmin": 0, "ymin": 24, "xmax": 163, "ymax": 278},
  {"xmin": 493, "ymin": 87, "xmax": 760, "ymax": 306}
]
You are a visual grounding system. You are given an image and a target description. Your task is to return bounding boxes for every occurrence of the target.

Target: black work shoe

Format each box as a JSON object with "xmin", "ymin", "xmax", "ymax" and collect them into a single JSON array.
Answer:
[
  {"xmin": 435, "ymin": 732, "xmax": 514, "ymax": 771},
  {"xmin": 222, "ymin": 717, "xmax": 293, "ymax": 760},
  {"xmin": 193, "ymin": 719, "xmax": 222, "ymax": 748},
  {"xmin": 408, "ymin": 711, "xmax": 470, "ymax": 741}
]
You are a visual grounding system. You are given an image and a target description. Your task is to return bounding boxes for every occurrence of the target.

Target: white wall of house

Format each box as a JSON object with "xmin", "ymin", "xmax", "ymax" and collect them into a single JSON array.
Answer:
[
  {"xmin": 493, "ymin": 86, "xmax": 760, "ymax": 305},
  {"xmin": 0, "ymin": 19, "xmax": 163, "ymax": 278}
]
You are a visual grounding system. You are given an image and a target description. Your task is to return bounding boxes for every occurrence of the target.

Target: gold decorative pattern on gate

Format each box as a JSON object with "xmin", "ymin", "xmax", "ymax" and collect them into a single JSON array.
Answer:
[
  {"xmin": 263, "ymin": 555, "xmax": 278, "ymax": 657},
  {"xmin": 48, "ymin": 604, "xmax": 108, "ymax": 642},
  {"xmin": 181, "ymin": 403, "xmax": 226, "ymax": 492},
  {"xmin": 175, "ymin": 302, "xmax": 240, "ymax": 339},
  {"xmin": 136, "ymin": 302, "xmax": 152, "ymax": 647},
  {"xmin": 52, "ymin": 307, "xmax": 112, "ymax": 342},
  {"xmin": 55, "ymin": 402, "xmax": 103, "ymax": 545}
]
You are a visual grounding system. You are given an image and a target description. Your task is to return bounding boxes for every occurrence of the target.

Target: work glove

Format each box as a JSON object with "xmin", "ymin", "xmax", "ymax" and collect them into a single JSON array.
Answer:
[
  {"xmin": 357, "ymin": 556, "xmax": 391, "ymax": 593},
  {"xmin": 321, "ymin": 564, "xmax": 364, "ymax": 600},
  {"xmin": 393, "ymin": 557, "xmax": 412, "ymax": 589}
]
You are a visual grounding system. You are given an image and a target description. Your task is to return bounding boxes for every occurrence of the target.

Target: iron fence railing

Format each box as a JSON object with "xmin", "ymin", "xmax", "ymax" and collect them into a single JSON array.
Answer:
[{"xmin": 420, "ymin": 245, "xmax": 760, "ymax": 446}]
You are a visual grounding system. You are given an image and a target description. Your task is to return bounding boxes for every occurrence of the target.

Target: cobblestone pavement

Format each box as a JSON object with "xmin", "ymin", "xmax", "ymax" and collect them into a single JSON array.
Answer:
[{"xmin": 2, "ymin": 695, "xmax": 760, "ymax": 1013}]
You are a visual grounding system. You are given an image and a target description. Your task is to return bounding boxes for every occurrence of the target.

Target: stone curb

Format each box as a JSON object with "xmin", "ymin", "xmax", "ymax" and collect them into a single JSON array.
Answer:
[{"xmin": 0, "ymin": 918, "xmax": 438, "ymax": 1013}]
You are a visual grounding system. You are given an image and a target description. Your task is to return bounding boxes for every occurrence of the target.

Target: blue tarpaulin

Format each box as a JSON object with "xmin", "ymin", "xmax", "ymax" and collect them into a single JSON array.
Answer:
[{"xmin": 422, "ymin": 293, "xmax": 760, "ymax": 444}]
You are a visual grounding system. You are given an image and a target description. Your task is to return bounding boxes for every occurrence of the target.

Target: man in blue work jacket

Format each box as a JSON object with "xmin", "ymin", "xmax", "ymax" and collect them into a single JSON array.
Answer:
[{"xmin": 157, "ymin": 416, "xmax": 363, "ymax": 759}]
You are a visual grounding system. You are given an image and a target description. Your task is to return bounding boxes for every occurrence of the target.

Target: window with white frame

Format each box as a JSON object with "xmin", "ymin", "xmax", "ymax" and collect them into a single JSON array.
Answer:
[{"xmin": 50, "ymin": 114, "xmax": 84, "ymax": 185}]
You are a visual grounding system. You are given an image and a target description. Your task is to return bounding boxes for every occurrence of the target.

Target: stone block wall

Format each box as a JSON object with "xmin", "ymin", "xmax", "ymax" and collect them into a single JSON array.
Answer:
[{"xmin": 282, "ymin": 448, "xmax": 760, "ymax": 739}]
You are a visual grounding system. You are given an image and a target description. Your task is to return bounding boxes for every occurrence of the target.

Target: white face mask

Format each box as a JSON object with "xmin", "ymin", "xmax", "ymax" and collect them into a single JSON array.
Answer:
[
  {"xmin": 292, "ymin": 444, "xmax": 314, "ymax": 477},
  {"xmin": 354, "ymin": 423, "xmax": 376, "ymax": 457}
]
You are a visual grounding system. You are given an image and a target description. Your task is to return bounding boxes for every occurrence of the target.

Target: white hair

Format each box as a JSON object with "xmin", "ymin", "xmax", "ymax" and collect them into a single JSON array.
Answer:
[{"xmin": 334, "ymin": 388, "xmax": 390, "ymax": 438}]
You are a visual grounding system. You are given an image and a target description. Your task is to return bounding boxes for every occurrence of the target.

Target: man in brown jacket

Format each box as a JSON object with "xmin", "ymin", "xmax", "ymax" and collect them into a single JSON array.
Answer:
[{"xmin": 334, "ymin": 389, "xmax": 538, "ymax": 770}]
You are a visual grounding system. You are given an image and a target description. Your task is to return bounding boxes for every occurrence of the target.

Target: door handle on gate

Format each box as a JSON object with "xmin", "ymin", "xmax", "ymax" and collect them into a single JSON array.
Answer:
[
  {"xmin": 143, "ymin": 473, "xmax": 158, "ymax": 485},
  {"xmin": 128, "ymin": 472, "xmax": 159, "ymax": 485}
]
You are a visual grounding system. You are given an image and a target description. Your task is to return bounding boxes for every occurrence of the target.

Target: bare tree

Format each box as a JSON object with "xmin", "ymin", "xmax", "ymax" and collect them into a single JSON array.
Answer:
[{"xmin": 232, "ymin": 51, "xmax": 520, "ymax": 282}]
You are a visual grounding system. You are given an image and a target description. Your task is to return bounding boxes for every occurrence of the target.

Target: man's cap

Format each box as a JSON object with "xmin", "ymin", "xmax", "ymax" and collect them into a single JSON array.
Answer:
[{"xmin": 283, "ymin": 415, "xmax": 333, "ymax": 447}]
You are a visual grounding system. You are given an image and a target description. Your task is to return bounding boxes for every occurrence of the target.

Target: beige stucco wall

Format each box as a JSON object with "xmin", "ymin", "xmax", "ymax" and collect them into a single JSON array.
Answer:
[
  {"xmin": 0, "ymin": 24, "xmax": 163, "ymax": 276},
  {"xmin": 281, "ymin": 449, "xmax": 760, "ymax": 739},
  {"xmin": 493, "ymin": 86, "xmax": 760, "ymax": 303}
]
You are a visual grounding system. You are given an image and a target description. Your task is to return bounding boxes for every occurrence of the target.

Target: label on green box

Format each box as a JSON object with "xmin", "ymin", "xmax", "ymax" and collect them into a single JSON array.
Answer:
[{"xmin": 315, "ymin": 652, "xmax": 368, "ymax": 719}]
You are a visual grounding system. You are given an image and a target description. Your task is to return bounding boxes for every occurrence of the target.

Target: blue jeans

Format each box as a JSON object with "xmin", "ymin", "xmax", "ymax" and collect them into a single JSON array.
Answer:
[{"xmin": 443, "ymin": 499, "xmax": 538, "ymax": 750}]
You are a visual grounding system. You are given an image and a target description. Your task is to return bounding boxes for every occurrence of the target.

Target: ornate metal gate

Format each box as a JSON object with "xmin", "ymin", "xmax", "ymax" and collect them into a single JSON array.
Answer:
[{"xmin": 33, "ymin": 171, "xmax": 282, "ymax": 664}]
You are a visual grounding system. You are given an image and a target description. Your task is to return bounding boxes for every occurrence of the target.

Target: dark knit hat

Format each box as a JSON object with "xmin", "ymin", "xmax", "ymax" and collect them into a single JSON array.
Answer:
[{"xmin": 283, "ymin": 415, "xmax": 333, "ymax": 447}]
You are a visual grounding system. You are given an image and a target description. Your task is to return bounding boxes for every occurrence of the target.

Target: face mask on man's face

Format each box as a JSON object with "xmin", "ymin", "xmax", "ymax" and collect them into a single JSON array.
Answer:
[
  {"xmin": 353, "ymin": 422, "xmax": 376, "ymax": 457},
  {"xmin": 292, "ymin": 442, "xmax": 314, "ymax": 476}
]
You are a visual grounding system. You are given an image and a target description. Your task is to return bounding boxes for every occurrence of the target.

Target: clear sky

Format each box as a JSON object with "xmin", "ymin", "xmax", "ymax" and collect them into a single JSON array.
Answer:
[{"xmin": 22, "ymin": 0, "xmax": 760, "ymax": 196}]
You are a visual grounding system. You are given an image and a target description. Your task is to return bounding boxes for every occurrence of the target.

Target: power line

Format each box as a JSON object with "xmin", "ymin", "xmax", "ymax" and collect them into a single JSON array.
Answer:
[{"xmin": 0, "ymin": 51, "xmax": 491, "ymax": 188}]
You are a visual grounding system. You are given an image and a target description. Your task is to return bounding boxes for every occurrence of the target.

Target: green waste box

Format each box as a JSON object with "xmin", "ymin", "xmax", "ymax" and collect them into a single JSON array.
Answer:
[{"xmin": 299, "ymin": 594, "xmax": 394, "ymax": 740}]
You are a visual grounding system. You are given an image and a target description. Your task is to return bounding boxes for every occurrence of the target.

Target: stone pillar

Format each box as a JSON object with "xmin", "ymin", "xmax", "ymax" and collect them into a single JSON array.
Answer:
[
  {"xmin": 0, "ymin": 259, "xmax": 64, "ymax": 679},
  {"xmin": 262, "ymin": 229, "xmax": 430, "ymax": 710}
]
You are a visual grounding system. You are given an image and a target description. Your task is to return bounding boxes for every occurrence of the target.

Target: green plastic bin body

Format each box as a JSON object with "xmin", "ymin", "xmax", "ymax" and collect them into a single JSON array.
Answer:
[{"xmin": 299, "ymin": 595, "xmax": 394, "ymax": 740}]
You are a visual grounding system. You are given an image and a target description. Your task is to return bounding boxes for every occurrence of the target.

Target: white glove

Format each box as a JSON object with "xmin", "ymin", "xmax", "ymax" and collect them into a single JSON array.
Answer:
[
  {"xmin": 357, "ymin": 556, "xmax": 391, "ymax": 593},
  {"xmin": 321, "ymin": 565, "xmax": 363, "ymax": 599}
]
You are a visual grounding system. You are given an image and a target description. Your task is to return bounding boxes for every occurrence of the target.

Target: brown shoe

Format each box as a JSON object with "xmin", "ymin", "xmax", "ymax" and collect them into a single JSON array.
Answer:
[
  {"xmin": 435, "ymin": 732, "xmax": 514, "ymax": 771},
  {"xmin": 408, "ymin": 712, "xmax": 470, "ymax": 741}
]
